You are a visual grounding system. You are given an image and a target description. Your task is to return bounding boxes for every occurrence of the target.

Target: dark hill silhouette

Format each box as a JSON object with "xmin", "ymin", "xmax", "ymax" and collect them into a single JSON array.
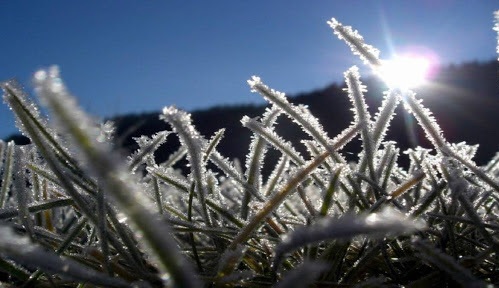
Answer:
[{"xmin": 4, "ymin": 60, "xmax": 498, "ymax": 170}]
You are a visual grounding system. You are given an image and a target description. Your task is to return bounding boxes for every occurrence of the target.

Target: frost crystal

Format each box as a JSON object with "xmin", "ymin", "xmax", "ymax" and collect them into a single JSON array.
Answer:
[
  {"xmin": 244, "ymin": 107, "xmax": 281, "ymax": 198},
  {"xmin": 160, "ymin": 106, "xmax": 213, "ymax": 225},
  {"xmin": 344, "ymin": 66, "xmax": 371, "ymax": 126},
  {"xmin": 31, "ymin": 66, "xmax": 104, "ymax": 162},
  {"xmin": 129, "ymin": 131, "xmax": 169, "ymax": 172},
  {"xmin": 241, "ymin": 116, "xmax": 305, "ymax": 166},
  {"xmin": 96, "ymin": 120, "xmax": 115, "ymax": 143},
  {"xmin": 2, "ymin": 81, "xmax": 59, "ymax": 143},
  {"xmin": 448, "ymin": 142, "xmax": 479, "ymax": 163},
  {"xmin": 372, "ymin": 90, "xmax": 400, "ymax": 147},
  {"xmin": 328, "ymin": 18, "xmax": 381, "ymax": 68},
  {"xmin": 401, "ymin": 90, "xmax": 447, "ymax": 149},
  {"xmin": 0, "ymin": 9, "xmax": 497, "ymax": 288},
  {"xmin": 247, "ymin": 76, "xmax": 333, "ymax": 155}
]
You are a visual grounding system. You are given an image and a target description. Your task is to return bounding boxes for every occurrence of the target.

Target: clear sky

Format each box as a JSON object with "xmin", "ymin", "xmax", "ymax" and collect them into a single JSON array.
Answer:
[{"xmin": 0, "ymin": 1, "xmax": 497, "ymax": 138}]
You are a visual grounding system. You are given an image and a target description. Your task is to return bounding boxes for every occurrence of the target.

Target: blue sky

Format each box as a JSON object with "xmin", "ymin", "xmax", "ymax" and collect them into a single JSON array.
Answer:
[{"xmin": 0, "ymin": 1, "xmax": 497, "ymax": 138}]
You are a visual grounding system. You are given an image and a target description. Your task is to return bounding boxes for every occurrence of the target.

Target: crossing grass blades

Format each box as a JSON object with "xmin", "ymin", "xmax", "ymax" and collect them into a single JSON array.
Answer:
[{"xmin": 0, "ymin": 10, "xmax": 498, "ymax": 288}]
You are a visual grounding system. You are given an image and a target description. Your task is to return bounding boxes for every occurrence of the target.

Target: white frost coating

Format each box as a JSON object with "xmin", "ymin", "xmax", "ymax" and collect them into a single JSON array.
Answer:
[
  {"xmin": 160, "ymin": 106, "xmax": 205, "ymax": 171},
  {"xmin": 241, "ymin": 116, "xmax": 305, "ymax": 166},
  {"xmin": 329, "ymin": 122, "xmax": 360, "ymax": 152},
  {"xmin": 344, "ymin": 67, "xmax": 376, "ymax": 175},
  {"xmin": 210, "ymin": 151, "xmax": 247, "ymax": 185},
  {"xmin": 2, "ymin": 80, "xmax": 59, "ymax": 144},
  {"xmin": 204, "ymin": 128, "xmax": 225, "ymax": 164},
  {"xmin": 247, "ymin": 75, "xmax": 262, "ymax": 92},
  {"xmin": 32, "ymin": 66, "xmax": 103, "ymax": 159},
  {"xmin": 161, "ymin": 106, "xmax": 213, "ymax": 225},
  {"xmin": 161, "ymin": 106, "xmax": 202, "ymax": 141},
  {"xmin": 244, "ymin": 106, "xmax": 281, "ymax": 193},
  {"xmin": 263, "ymin": 155, "xmax": 289, "ymax": 197},
  {"xmin": 328, "ymin": 18, "xmax": 381, "ymax": 68},
  {"xmin": 401, "ymin": 90, "xmax": 447, "ymax": 149},
  {"xmin": 448, "ymin": 142, "xmax": 479, "ymax": 163},
  {"xmin": 247, "ymin": 76, "xmax": 333, "ymax": 154},
  {"xmin": 33, "ymin": 69, "xmax": 200, "ymax": 287},
  {"xmin": 96, "ymin": 120, "xmax": 115, "ymax": 143},
  {"xmin": 344, "ymin": 66, "xmax": 371, "ymax": 126},
  {"xmin": 128, "ymin": 131, "xmax": 169, "ymax": 172},
  {"xmin": 372, "ymin": 90, "xmax": 400, "ymax": 147}
]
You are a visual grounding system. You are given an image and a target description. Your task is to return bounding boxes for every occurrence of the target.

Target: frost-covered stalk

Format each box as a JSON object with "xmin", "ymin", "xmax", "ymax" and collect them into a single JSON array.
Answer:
[
  {"xmin": 161, "ymin": 106, "xmax": 212, "ymax": 227},
  {"xmin": 248, "ymin": 76, "xmax": 342, "ymax": 162},
  {"xmin": 221, "ymin": 123, "xmax": 360, "ymax": 276},
  {"xmin": 13, "ymin": 146, "xmax": 36, "ymax": 241},
  {"xmin": 0, "ymin": 141, "xmax": 15, "ymax": 208},
  {"xmin": 0, "ymin": 10, "xmax": 496, "ymax": 288},
  {"xmin": 242, "ymin": 107, "xmax": 281, "ymax": 219},
  {"xmin": 330, "ymin": 17, "xmax": 438, "ymax": 157},
  {"xmin": 1, "ymin": 81, "xmax": 80, "ymax": 174},
  {"xmin": 372, "ymin": 90, "xmax": 400, "ymax": 150},
  {"xmin": 401, "ymin": 90, "xmax": 499, "ymax": 191},
  {"xmin": 328, "ymin": 18, "xmax": 382, "ymax": 68},
  {"xmin": 2, "ymin": 83, "xmax": 98, "ymax": 221},
  {"xmin": 209, "ymin": 151, "xmax": 263, "ymax": 200},
  {"xmin": 241, "ymin": 116, "xmax": 305, "ymax": 166},
  {"xmin": 128, "ymin": 131, "xmax": 169, "ymax": 173},
  {"xmin": 344, "ymin": 67, "xmax": 377, "ymax": 184},
  {"xmin": 400, "ymin": 90, "xmax": 447, "ymax": 150},
  {"xmin": 33, "ymin": 67, "xmax": 200, "ymax": 288}
]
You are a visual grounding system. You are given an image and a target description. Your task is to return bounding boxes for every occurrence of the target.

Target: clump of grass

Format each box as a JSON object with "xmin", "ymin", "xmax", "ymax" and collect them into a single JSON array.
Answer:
[{"xmin": 0, "ymin": 11, "xmax": 497, "ymax": 288}]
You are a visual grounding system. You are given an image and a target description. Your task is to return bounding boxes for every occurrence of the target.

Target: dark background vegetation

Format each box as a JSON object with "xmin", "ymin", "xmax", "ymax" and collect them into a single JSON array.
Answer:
[{"xmin": 5, "ymin": 60, "xmax": 498, "ymax": 173}]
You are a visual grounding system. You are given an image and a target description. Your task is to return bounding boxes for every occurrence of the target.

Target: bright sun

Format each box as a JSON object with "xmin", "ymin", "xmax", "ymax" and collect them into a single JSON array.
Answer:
[{"xmin": 378, "ymin": 55, "xmax": 431, "ymax": 89}]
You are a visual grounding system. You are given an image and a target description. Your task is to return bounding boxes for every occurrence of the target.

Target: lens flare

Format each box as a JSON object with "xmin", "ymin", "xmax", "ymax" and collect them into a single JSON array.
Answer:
[{"xmin": 378, "ymin": 55, "xmax": 431, "ymax": 89}]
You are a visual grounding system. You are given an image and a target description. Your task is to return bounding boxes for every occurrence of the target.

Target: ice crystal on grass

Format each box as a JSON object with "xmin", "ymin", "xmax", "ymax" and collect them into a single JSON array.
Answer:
[
  {"xmin": 0, "ymin": 141, "xmax": 15, "ymax": 208},
  {"xmin": 161, "ymin": 106, "xmax": 212, "ymax": 226},
  {"xmin": 96, "ymin": 120, "xmax": 115, "ymax": 143},
  {"xmin": 13, "ymin": 146, "xmax": 36, "ymax": 241},
  {"xmin": 248, "ymin": 76, "xmax": 334, "ymax": 154},
  {"xmin": 328, "ymin": 18, "xmax": 381, "ymax": 68},
  {"xmin": 344, "ymin": 66, "xmax": 372, "ymax": 126},
  {"xmin": 241, "ymin": 116, "xmax": 305, "ymax": 166},
  {"xmin": 401, "ymin": 90, "xmax": 447, "ymax": 149},
  {"xmin": 372, "ymin": 90, "xmax": 400, "ymax": 148},
  {"xmin": 31, "ymin": 68, "xmax": 201, "ymax": 287},
  {"xmin": 128, "ymin": 131, "xmax": 169, "ymax": 172},
  {"xmin": 344, "ymin": 66, "xmax": 378, "ymax": 183},
  {"xmin": 244, "ymin": 107, "xmax": 281, "ymax": 192},
  {"xmin": 0, "ymin": 9, "xmax": 498, "ymax": 288},
  {"xmin": 2, "ymin": 80, "xmax": 52, "ymax": 139}
]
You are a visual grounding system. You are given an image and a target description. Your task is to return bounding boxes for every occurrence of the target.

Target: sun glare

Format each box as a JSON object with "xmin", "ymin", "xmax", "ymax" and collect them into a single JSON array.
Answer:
[{"xmin": 378, "ymin": 55, "xmax": 431, "ymax": 89}]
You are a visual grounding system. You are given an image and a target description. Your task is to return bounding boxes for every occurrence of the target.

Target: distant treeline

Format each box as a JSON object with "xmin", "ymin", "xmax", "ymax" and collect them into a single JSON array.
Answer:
[{"xmin": 6, "ymin": 60, "xmax": 498, "ymax": 172}]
